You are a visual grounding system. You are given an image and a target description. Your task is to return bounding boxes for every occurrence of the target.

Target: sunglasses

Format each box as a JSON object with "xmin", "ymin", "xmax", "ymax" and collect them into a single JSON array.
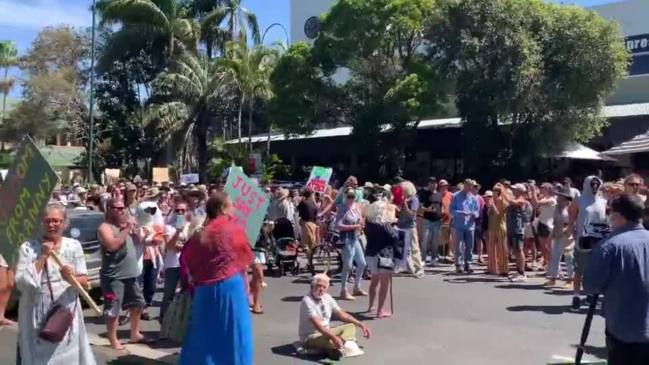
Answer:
[
  {"xmin": 175, "ymin": 209, "xmax": 187, "ymax": 213},
  {"xmin": 346, "ymin": 195, "xmax": 356, "ymax": 199},
  {"xmin": 626, "ymin": 183, "xmax": 640, "ymax": 187}
]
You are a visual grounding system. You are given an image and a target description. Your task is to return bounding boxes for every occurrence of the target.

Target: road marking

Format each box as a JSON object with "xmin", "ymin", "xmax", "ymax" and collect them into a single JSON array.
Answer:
[{"xmin": 86, "ymin": 332, "xmax": 178, "ymax": 363}]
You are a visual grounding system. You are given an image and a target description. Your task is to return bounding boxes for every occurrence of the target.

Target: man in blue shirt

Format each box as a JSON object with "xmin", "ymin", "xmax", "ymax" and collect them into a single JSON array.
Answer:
[
  {"xmin": 584, "ymin": 194, "xmax": 649, "ymax": 365},
  {"xmin": 450, "ymin": 179, "xmax": 480, "ymax": 273}
]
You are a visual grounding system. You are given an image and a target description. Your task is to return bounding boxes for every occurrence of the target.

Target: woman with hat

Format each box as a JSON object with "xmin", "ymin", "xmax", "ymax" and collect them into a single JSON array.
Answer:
[{"xmin": 545, "ymin": 186, "xmax": 575, "ymax": 288}]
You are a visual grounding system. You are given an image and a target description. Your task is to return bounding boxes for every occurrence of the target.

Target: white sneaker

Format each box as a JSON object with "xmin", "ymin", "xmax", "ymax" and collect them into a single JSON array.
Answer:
[{"xmin": 511, "ymin": 274, "xmax": 528, "ymax": 283}]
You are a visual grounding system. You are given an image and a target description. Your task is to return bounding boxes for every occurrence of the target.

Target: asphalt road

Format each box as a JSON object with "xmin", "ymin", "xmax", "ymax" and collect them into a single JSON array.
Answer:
[{"xmin": 0, "ymin": 263, "xmax": 607, "ymax": 365}]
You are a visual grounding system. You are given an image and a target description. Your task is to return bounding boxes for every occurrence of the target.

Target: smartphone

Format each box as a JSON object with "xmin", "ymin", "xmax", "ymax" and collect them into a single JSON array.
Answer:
[{"xmin": 175, "ymin": 214, "xmax": 186, "ymax": 229}]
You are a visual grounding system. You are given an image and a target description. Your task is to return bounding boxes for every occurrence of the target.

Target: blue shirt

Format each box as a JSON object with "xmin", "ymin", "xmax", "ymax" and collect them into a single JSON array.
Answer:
[
  {"xmin": 450, "ymin": 191, "xmax": 479, "ymax": 230},
  {"xmin": 583, "ymin": 223, "xmax": 649, "ymax": 343}
]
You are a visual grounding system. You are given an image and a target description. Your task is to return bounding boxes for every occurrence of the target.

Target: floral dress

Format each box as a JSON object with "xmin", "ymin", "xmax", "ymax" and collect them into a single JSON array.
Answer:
[{"xmin": 15, "ymin": 237, "xmax": 96, "ymax": 365}]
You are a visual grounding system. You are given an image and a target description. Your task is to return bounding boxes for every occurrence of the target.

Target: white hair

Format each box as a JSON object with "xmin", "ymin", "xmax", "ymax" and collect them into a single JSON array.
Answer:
[{"xmin": 311, "ymin": 273, "xmax": 330, "ymax": 287}]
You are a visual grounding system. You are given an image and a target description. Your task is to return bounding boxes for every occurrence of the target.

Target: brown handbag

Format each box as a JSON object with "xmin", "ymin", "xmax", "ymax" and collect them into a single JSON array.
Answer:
[{"xmin": 38, "ymin": 262, "xmax": 77, "ymax": 343}]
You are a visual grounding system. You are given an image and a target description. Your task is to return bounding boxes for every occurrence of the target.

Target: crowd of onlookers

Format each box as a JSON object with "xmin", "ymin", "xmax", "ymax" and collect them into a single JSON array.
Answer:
[{"xmin": 2, "ymin": 171, "xmax": 649, "ymax": 364}]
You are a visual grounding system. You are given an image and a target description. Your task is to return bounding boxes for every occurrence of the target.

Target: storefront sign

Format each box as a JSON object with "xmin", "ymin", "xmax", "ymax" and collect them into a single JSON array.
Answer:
[
  {"xmin": 0, "ymin": 139, "xmax": 58, "ymax": 264},
  {"xmin": 625, "ymin": 34, "xmax": 649, "ymax": 76},
  {"xmin": 224, "ymin": 166, "xmax": 270, "ymax": 246}
]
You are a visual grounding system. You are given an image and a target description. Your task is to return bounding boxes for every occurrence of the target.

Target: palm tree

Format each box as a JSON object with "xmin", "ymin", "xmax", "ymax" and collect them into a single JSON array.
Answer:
[
  {"xmin": 144, "ymin": 52, "xmax": 231, "ymax": 180},
  {"xmin": 218, "ymin": 41, "xmax": 277, "ymax": 151},
  {"xmin": 187, "ymin": 0, "xmax": 229, "ymax": 59},
  {"xmin": 0, "ymin": 41, "xmax": 18, "ymax": 123},
  {"xmin": 97, "ymin": 0, "xmax": 199, "ymax": 69},
  {"xmin": 200, "ymin": 0, "xmax": 261, "ymax": 49}
]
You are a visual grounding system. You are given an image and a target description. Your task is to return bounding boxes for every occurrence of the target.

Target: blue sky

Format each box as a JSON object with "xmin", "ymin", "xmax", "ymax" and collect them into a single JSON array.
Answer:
[{"xmin": 0, "ymin": 0, "xmax": 620, "ymax": 99}]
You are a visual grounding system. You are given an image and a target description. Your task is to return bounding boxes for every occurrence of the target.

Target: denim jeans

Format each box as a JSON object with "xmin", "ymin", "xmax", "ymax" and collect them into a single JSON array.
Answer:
[
  {"xmin": 340, "ymin": 236, "xmax": 367, "ymax": 292},
  {"xmin": 547, "ymin": 237, "xmax": 575, "ymax": 279},
  {"xmin": 142, "ymin": 259, "xmax": 160, "ymax": 306},
  {"xmin": 454, "ymin": 227, "xmax": 475, "ymax": 269},
  {"xmin": 159, "ymin": 267, "xmax": 181, "ymax": 323},
  {"xmin": 421, "ymin": 220, "xmax": 441, "ymax": 261}
]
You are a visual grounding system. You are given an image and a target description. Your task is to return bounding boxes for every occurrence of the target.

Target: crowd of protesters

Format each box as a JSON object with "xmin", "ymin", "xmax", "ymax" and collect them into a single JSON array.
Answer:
[{"xmin": 1, "ymin": 170, "xmax": 649, "ymax": 364}]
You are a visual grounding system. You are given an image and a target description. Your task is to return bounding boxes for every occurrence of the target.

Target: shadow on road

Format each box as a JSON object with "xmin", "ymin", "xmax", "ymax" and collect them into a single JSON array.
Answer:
[
  {"xmin": 507, "ymin": 304, "xmax": 587, "ymax": 315},
  {"xmin": 106, "ymin": 354, "xmax": 175, "ymax": 364},
  {"xmin": 495, "ymin": 283, "xmax": 545, "ymax": 290},
  {"xmin": 281, "ymin": 296, "xmax": 304, "ymax": 302},
  {"xmin": 443, "ymin": 277, "xmax": 507, "ymax": 284},
  {"xmin": 270, "ymin": 344, "xmax": 334, "ymax": 364},
  {"xmin": 570, "ymin": 343, "xmax": 608, "ymax": 360}
]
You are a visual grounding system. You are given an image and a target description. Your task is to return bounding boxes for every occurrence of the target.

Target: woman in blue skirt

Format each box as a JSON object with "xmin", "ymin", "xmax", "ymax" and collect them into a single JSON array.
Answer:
[{"xmin": 180, "ymin": 192, "xmax": 254, "ymax": 365}]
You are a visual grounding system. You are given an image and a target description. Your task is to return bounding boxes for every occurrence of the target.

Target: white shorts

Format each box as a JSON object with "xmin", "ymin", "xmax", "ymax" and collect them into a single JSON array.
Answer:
[{"xmin": 254, "ymin": 251, "xmax": 267, "ymax": 265}]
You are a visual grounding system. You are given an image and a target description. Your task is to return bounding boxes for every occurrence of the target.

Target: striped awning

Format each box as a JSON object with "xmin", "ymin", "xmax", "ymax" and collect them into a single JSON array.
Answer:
[{"xmin": 603, "ymin": 130, "xmax": 649, "ymax": 155}]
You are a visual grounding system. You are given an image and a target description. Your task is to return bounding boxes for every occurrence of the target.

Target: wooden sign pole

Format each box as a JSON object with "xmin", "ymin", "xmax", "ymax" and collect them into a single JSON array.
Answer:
[{"xmin": 50, "ymin": 252, "xmax": 102, "ymax": 316}]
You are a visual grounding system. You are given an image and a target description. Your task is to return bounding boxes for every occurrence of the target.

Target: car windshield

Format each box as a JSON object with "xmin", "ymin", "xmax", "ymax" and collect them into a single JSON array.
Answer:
[{"xmin": 65, "ymin": 214, "xmax": 104, "ymax": 243}]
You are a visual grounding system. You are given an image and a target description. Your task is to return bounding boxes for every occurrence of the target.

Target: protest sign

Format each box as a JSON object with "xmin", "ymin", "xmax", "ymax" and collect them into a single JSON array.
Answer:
[
  {"xmin": 104, "ymin": 168, "xmax": 120, "ymax": 185},
  {"xmin": 247, "ymin": 153, "xmax": 263, "ymax": 176},
  {"xmin": 0, "ymin": 138, "xmax": 58, "ymax": 264},
  {"xmin": 179, "ymin": 173, "xmax": 199, "ymax": 185},
  {"xmin": 152, "ymin": 167, "xmax": 170, "ymax": 183},
  {"xmin": 224, "ymin": 166, "xmax": 270, "ymax": 246},
  {"xmin": 305, "ymin": 166, "xmax": 333, "ymax": 193}
]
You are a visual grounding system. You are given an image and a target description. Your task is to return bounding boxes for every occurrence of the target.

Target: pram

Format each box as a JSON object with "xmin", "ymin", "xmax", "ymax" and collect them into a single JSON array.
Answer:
[{"xmin": 271, "ymin": 217, "xmax": 300, "ymax": 276}]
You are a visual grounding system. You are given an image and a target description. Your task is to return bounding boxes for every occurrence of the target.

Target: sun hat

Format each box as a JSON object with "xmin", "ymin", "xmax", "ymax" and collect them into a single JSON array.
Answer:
[
  {"xmin": 512, "ymin": 183, "xmax": 527, "ymax": 193},
  {"xmin": 484, "ymin": 190, "xmax": 494, "ymax": 197}
]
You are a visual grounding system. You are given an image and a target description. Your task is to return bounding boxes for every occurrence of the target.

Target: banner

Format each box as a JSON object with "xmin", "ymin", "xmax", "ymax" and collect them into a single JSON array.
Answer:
[
  {"xmin": 104, "ymin": 168, "xmax": 120, "ymax": 185},
  {"xmin": 247, "ymin": 153, "xmax": 263, "ymax": 176},
  {"xmin": 179, "ymin": 173, "xmax": 199, "ymax": 185},
  {"xmin": 224, "ymin": 166, "xmax": 270, "ymax": 246},
  {"xmin": 152, "ymin": 167, "xmax": 170, "ymax": 183},
  {"xmin": 0, "ymin": 139, "xmax": 58, "ymax": 264},
  {"xmin": 305, "ymin": 166, "xmax": 333, "ymax": 193}
]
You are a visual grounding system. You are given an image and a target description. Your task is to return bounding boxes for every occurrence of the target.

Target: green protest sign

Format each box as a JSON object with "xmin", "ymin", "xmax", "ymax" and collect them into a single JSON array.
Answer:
[
  {"xmin": 306, "ymin": 166, "xmax": 333, "ymax": 193},
  {"xmin": 224, "ymin": 166, "xmax": 270, "ymax": 247},
  {"xmin": 0, "ymin": 138, "xmax": 59, "ymax": 264}
]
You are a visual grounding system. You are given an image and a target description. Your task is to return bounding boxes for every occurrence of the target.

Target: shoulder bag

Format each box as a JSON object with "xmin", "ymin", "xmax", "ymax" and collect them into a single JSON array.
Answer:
[{"xmin": 39, "ymin": 262, "xmax": 78, "ymax": 343}]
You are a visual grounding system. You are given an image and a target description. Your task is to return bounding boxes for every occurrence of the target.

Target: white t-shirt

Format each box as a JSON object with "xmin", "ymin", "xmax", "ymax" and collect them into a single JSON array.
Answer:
[
  {"xmin": 162, "ymin": 225, "xmax": 184, "ymax": 269},
  {"xmin": 537, "ymin": 197, "xmax": 557, "ymax": 228},
  {"xmin": 298, "ymin": 293, "xmax": 341, "ymax": 341}
]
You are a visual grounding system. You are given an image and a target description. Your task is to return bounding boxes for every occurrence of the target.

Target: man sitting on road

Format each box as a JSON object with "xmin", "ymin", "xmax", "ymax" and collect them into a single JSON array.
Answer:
[{"xmin": 298, "ymin": 274, "xmax": 371, "ymax": 360}]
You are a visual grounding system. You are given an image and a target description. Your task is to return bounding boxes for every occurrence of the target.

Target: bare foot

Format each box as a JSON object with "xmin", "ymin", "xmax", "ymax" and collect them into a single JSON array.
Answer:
[
  {"xmin": 377, "ymin": 311, "xmax": 393, "ymax": 319},
  {"xmin": 109, "ymin": 340, "xmax": 126, "ymax": 351},
  {"xmin": 129, "ymin": 332, "xmax": 153, "ymax": 344},
  {"xmin": 352, "ymin": 289, "xmax": 367, "ymax": 296},
  {"xmin": 0, "ymin": 318, "xmax": 16, "ymax": 327}
]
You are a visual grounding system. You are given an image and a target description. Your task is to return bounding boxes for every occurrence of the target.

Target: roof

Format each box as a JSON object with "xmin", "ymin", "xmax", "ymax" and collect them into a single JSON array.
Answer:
[
  {"xmin": 231, "ymin": 102, "xmax": 649, "ymax": 144},
  {"xmin": 603, "ymin": 130, "xmax": 649, "ymax": 155},
  {"xmin": 555, "ymin": 143, "xmax": 616, "ymax": 161},
  {"xmin": 39, "ymin": 146, "xmax": 85, "ymax": 168}
]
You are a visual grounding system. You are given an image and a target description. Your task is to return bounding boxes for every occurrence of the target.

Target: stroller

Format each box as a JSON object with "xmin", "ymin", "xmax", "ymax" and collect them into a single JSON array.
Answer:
[{"xmin": 271, "ymin": 217, "xmax": 300, "ymax": 276}]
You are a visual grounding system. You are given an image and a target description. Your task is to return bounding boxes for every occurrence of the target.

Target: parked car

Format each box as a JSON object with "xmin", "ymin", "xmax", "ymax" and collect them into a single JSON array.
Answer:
[{"xmin": 8, "ymin": 209, "xmax": 104, "ymax": 313}]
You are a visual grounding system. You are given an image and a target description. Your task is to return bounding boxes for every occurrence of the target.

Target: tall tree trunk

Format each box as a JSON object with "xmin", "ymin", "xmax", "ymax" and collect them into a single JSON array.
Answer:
[
  {"xmin": 197, "ymin": 112, "xmax": 209, "ymax": 183},
  {"xmin": 237, "ymin": 94, "xmax": 244, "ymax": 144},
  {"xmin": 1, "ymin": 68, "xmax": 7, "ymax": 122},
  {"xmin": 248, "ymin": 97, "xmax": 253, "ymax": 153},
  {"xmin": 266, "ymin": 123, "xmax": 271, "ymax": 157}
]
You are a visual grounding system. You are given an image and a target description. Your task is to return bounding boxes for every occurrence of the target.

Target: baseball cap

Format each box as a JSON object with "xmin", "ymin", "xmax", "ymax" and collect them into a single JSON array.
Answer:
[
  {"xmin": 484, "ymin": 190, "xmax": 494, "ymax": 197},
  {"xmin": 512, "ymin": 183, "xmax": 527, "ymax": 193},
  {"xmin": 438, "ymin": 179, "xmax": 449, "ymax": 187}
]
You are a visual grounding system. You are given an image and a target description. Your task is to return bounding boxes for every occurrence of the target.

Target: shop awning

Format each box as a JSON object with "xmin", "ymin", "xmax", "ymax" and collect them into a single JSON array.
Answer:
[
  {"xmin": 556, "ymin": 143, "xmax": 616, "ymax": 161},
  {"xmin": 603, "ymin": 129, "xmax": 649, "ymax": 155}
]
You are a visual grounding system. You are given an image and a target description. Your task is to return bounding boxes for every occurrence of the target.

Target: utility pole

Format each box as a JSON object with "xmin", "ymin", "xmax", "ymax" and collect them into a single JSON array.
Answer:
[{"xmin": 88, "ymin": 0, "xmax": 97, "ymax": 182}]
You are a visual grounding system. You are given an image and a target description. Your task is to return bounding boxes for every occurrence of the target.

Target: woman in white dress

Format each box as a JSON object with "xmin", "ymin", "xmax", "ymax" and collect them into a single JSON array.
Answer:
[{"xmin": 14, "ymin": 202, "xmax": 96, "ymax": 365}]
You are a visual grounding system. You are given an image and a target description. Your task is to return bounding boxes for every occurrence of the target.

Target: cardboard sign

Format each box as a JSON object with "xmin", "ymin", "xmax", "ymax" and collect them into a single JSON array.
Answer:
[
  {"xmin": 306, "ymin": 166, "xmax": 333, "ymax": 193},
  {"xmin": 0, "ymin": 139, "xmax": 58, "ymax": 264},
  {"xmin": 152, "ymin": 167, "xmax": 170, "ymax": 183},
  {"xmin": 179, "ymin": 173, "xmax": 199, "ymax": 185},
  {"xmin": 224, "ymin": 166, "xmax": 270, "ymax": 246},
  {"xmin": 104, "ymin": 168, "xmax": 120, "ymax": 185},
  {"xmin": 247, "ymin": 153, "xmax": 263, "ymax": 176}
]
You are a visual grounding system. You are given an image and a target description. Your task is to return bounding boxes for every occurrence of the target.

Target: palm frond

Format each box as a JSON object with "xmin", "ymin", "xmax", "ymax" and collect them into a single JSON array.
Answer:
[
  {"xmin": 200, "ymin": 7, "xmax": 229, "ymax": 37},
  {"xmin": 99, "ymin": 0, "xmax": 170, "ymax": 31},
  {"xmin": 143, "ymin": 101, "xmax": 189, "ymax": 143},
  {"xmin": 0, "ymin": 41, "xmax": 18, "ymax": 68},
  {"xmin": 241, "ymin": 8, "xmax": 261, "ymax": 44}
]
